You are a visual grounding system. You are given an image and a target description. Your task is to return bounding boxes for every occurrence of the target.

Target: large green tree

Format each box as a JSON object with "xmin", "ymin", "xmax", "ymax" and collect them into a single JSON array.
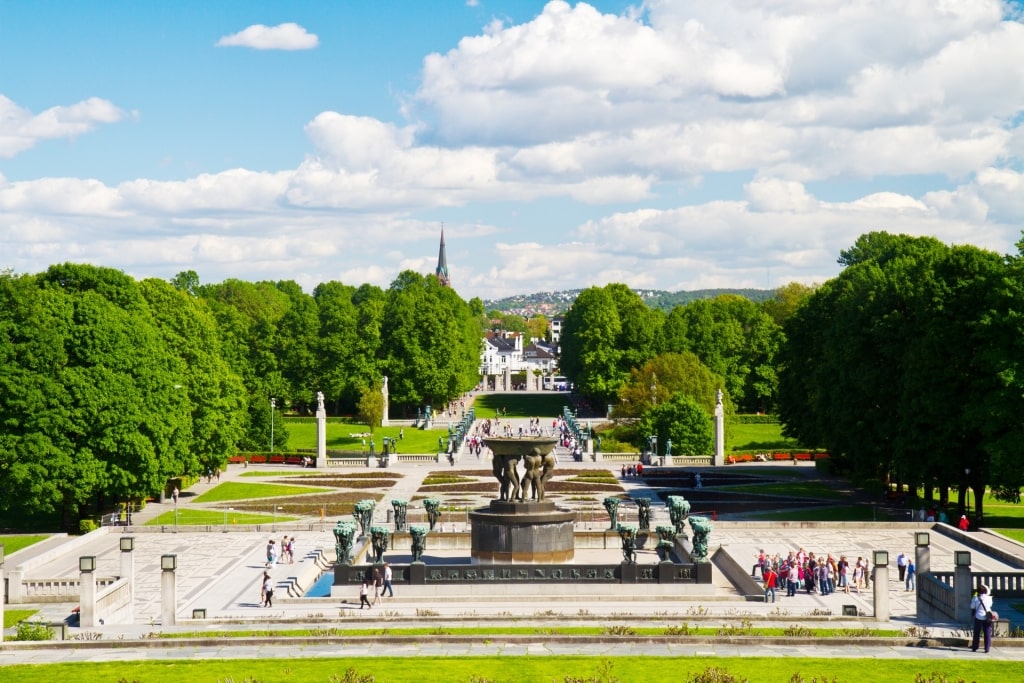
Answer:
[
  {"xmin": 660, "ymin": 295, "xmax": 780, "ymax": 412},
  {"xmin": 778, "ymin": 232, "xmax": 1022, "ymax": 524},
  {"xmin": 379, "ymin": 271, "xmax": 481, "ymax": 410}
]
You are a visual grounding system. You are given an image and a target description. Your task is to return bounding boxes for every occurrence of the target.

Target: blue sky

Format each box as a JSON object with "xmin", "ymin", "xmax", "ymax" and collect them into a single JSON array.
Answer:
[{"xmin": 3, "ymin": 1, "xmax": 1024, "ymax": 298}]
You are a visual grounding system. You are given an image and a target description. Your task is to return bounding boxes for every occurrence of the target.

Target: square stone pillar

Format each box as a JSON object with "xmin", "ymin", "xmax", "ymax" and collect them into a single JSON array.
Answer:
[
  {"xmin": 0, "ymin": 543, "xmax": 4, "ymax": 640},
  {"xmin": 161, "ymin": 555, "xmax": 178, "ymax": 626},
  {"xmin": 872, "ymin": 565, "xmax": 889, "ymax": 621},
  {"xmin": 914, "ymin": 531, "xmax": 931, "ymax": 576},
  {"xmin": 79, "ymin": 560, "xmax": 97, "ymax": 628},
  {"xmin": 316, "ymin": 409, "xmax": 327, "ymax": 468},
  {"xmin": 954, "ymin": 562, "xmax": 973, "ymax": 624},
  {"xmin": 119, "ymin": 538, "xmax": 135, "ymax": 624}
]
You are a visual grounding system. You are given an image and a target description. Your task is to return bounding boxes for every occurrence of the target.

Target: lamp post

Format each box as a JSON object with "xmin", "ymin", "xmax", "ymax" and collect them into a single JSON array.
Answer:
[
  {"xmin": 270, "ymin": 398, "xmax": 276, "ymax": 453},
  {"xmin": 223, "ymin": 507, "xmax": 233, "ymax": 532},
  {"xmin": 965, "ymin": 467, "xmax": 971, "ymax": 519},
  {"xmin": 174, "ymin": 493, "xmax": 178, "ymax": 533}
]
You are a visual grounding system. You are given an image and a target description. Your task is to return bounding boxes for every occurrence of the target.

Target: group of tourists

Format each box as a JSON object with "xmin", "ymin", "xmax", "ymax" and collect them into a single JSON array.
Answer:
[
  {"xmin": 620, "ymin": 463, "xmax": 644, "ymax": 478},
  {"xmin": 265, "ymin": 536, "xmax": 297, "ymax": 566},
  {"xmin": 359, "ymin": 563, "xmax": 394, "ymax": 609},
  {"xmin": 752, "ymin": 548, "xmax": 875, "ymax": 602}
]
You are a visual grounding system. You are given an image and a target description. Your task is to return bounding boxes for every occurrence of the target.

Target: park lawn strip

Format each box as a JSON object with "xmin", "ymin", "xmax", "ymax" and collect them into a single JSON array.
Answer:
[
  {"xmin": 473, "ymin": 393, "xmax": 568, "ymax": 418},
  {"xmin": 0, "ymin": 534, "xmax": 49, "ymax": 555},
  {"xmin": 193, "ymin": 481, "xmax": 332, "ymax": 503},
  {"xmin": 0, "ymin": 657, "xmax": 1006, "ymax": 683},
  {"xmin": 751, "ymin": 505, "xmax": 878, "ymax": 522},
  {"xmin": 157, "ymin": 625, "xmax": 903, "ymax": 638},
  {"xmin": 994, "ymin": 528, "xmax": 1024, "ymax": 544},
  {"xmin": 145, "ymin": 509, "xmax": 293, "ymax": 526},
  {"xmin": 4, "ymin": 609, "xmax": 37, "ymax": 628},
  {"xmin": 726, "ymin": 419, "xmax": 800, "ymax": 452},
  {"xmin": 284, "ymin": 419, "xmax": 445, "ymax": 454},
  {"xmin": 722, "ymin": 481, "xmax": 839, "ymax": 499}
]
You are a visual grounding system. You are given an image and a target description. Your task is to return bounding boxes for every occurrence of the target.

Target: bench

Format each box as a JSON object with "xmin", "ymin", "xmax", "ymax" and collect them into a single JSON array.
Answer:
[
  {"xmin": 269, "ymin": 455, "xmax": 286, "ymax": 464},
  {"xmin": 228, "ymin": 455, "xmax": 247, "ymax": 464},
  {"xmin": 250, "ymin": 455, "xmax": 267, "ymax": 464},
  {"xmin": 285, "ymin": 456, "xmax": 304, "ymax": 466}
]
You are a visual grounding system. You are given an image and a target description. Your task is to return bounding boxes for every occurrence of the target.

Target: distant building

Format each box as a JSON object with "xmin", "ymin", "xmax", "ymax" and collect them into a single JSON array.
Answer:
[
  {"xmin": 549, "ymin": 316, "xmax": 564, "ymax": 348},
  {"xmin": 480, "ymin": 332, "xmax": 523, "ymax": 376},
  {"xmin": 436, "ymin": 227, "xmax": 450, "ymax": 287},
  {"xmin": 522, "ymin": 342, "xmax": 556, "ymax": 374}
]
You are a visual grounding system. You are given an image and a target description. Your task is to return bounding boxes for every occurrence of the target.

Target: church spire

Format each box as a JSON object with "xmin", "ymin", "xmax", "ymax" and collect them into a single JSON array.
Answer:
[{"xmin": 436, "ymin": 225, "xmax": 450, "ymax": 287}]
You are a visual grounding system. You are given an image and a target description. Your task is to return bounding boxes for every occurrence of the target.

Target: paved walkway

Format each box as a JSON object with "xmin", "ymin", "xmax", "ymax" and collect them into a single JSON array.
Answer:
[{"xmin": 3, "ymin": 408, "xmax": 1023, "ymax": 665}]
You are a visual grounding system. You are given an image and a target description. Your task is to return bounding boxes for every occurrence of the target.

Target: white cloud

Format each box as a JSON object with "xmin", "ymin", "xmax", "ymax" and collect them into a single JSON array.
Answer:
[
  {"xmin": 0, "ymin": 95, "xmax": 125, "ymax": 158},
  {"xmin": 215, "ymin": 23, "xmax": 319, "ymax": 51},
  {"xmin": 5, "ymin": 1, "xmax": 1024, "ymax": 299}
]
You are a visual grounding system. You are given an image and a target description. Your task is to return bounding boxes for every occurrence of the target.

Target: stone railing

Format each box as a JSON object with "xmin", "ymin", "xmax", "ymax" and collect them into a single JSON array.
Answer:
[
  {"xmin": 918, "ymin": 572, "xmax": 957, "ymax": 620},
  {"xmin": 95, "ymin": 577, "xmax": 132, "ymax": 623},
  {"xmin": 932, "ymin": 571, "xmax": 1024, "ymax": 598},
  {"xmin": 19, "ymin": 577, "xmax": 116, "ymax": 603}
]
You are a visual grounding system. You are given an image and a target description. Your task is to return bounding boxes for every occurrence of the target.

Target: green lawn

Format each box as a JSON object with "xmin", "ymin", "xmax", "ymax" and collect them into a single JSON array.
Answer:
[
  {"xmin": 284, "ymin": 419, "xmax": 448, "ymax": 453},
  {"xmin": 751, "ymin": 505, "xmax": 880, "ymax": 522},
  {"xmin": 727, "ymin": 419, "xmax": 800, "ymax": 451},
  {"xmin": 4, "ymin": 609, "xmax": 37, "ymax": 628},
  {"xmin": 723, "ymin": 481, "xmax": 840, "ymax": 499},
  {"xmin": 994, "ymin": 528, "xmax": 1024, "ymax": 544},
  {"xmin": 192, "ymin": 481, "xmax": 332, "ymax": 503},
  {"xmin": 144, "ymin": 508, "xmax": 293, "ymax": 526},
  {"xmin": 0, "ymin": 656, "xmax": 1005, "ymax": 683},
  {"xmin": 473, "ymin": 393, "xmax": 571, "ymax": 418},
  {"xmin": 160, "ymin": 625, "xmax": 902, "ymax": 638},
  {"xmin": 0, "ymin": 534, "xmax": 50, "ymax": 556}
]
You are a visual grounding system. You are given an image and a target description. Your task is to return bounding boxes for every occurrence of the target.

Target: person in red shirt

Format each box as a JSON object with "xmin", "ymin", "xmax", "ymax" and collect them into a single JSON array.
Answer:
[
  {"xmin": 763, "ymin": 565, "xmax": 778, "ymax": 603},
  {"xmin": 959, "ymin": 515, "xmax": 970, "ymax": 531},
  {"xmin": 636, "ymin": 462, "xmax": 644, "ymax": 476}
]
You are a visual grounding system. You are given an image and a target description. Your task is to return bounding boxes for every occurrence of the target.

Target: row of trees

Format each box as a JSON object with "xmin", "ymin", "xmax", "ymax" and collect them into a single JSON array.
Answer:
[
  {"xmin": 557, "ymin": 232, "xmax": 1024, "ymax": 521},
  {"xmin": 559, "ymin": 282, "xmax": 789, "ymax": 414},
  {"xmin": 778, "ymin": 232, "xmax": 1024, "ymax": 524},
  {"xmin": 0, "ymin": 265, "xmax": 482, "ymax": 526}
]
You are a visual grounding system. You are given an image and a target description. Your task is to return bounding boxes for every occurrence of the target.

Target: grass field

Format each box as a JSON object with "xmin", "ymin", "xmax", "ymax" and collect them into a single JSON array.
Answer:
[
  {"xmin": 752, "ymin": 505, "xmax": 881, "ymax": 522},
  {"xmin": 473, "ymin": 392, "xmax": 571, "ymax": 418},
  {"xmin": 723, "ymin": 481, "xmax": 840, "ymax": 499},
  {"xmin": 0, "ymin": 656, "xmax": 1005, "ymax": 683},
  {"xmin": 144, "ymin": 508, "xmax": 292, "ymax": 526},
  {"xmin": 726, "ymin": 419, "xmax": 800, "ymax": 451},
  {"xmin": 4, "ymin": 609, "xmax": 37, "ymax": 628},
  {"xmin": 192, "ymin": 481, "xmax": 332, "ymax": 503},
  {"xmin": 0, "ymin": 534, "xmax": 49, "ymax": 556},
  {"xmin": 285, "ymin": 419, "xmax": 448, "ymax": 453}
]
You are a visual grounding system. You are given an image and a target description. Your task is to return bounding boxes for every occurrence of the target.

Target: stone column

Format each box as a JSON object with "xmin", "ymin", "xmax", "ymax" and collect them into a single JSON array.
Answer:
[
  {"xmin": 915, "ymin": 533, "xmax": 931, "ymax": 575},
  {"xmin": 161, "ymin": 555, "xmax": 177, "ymax": 626},
  {"xmin": 954, "ymin": 559, "xmax": 973, "ymax": 624},
  {"xmin": 381, "ymin": 376, "xmax": 390, "ymax": 427},
  {"xmin": 79, "ymin": 558, "xmax": 97, "ymax": 628},
  {"xmin": 713, "ymin": 388, "xmax": 725, "ymax": 467},
  {"xmin": 0, "ymin": 545, "xmax": 5, "ymax": 642},
  {"xmin": 316, "ymin": 394, "xmax": 327, "ymax": 469},
  {"xmin": 119, "ymin": 539, "xmax": 135, "ymax": 624},
  {"xmin": 872, "ymin": 564, "xmax": 889, "ymax": 622}
]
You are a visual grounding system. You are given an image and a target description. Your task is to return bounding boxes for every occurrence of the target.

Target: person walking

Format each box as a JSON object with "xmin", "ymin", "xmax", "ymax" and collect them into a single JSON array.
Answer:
[
  {"xmin": 896, "ymin": 552, "xmax": 907, "ymax": 582},
  {"xmin": 970, "ymin": 584, "xmax": 995, "ymax": 653},
  {"xmin": 751, "ymin": 549, "xmax": 765, "ymax": 578},
  {"xmin": 381, "ymin": 562, "xmax": 394, "ymax": 598},
  {"xmin": 262, "ymin": 573, "xmax": 274, "ymax": 607},
  {"xmin": 359, "ymin": 580, "xmax": 372, "ymax": 609},
  {"xmin": 905, "ymin": 558, "xmax": 916, "ymax": 592},
  {"xmin": 371, "ymin": 567, "xmax": 384, "ymax": 605},
  {"xmin": 763, "ymin": 565, "xmax": 778, "ymax": 603},
  {"xmin": 258, "ymin": 571, "xmax": 269, "ymax": 605}
]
